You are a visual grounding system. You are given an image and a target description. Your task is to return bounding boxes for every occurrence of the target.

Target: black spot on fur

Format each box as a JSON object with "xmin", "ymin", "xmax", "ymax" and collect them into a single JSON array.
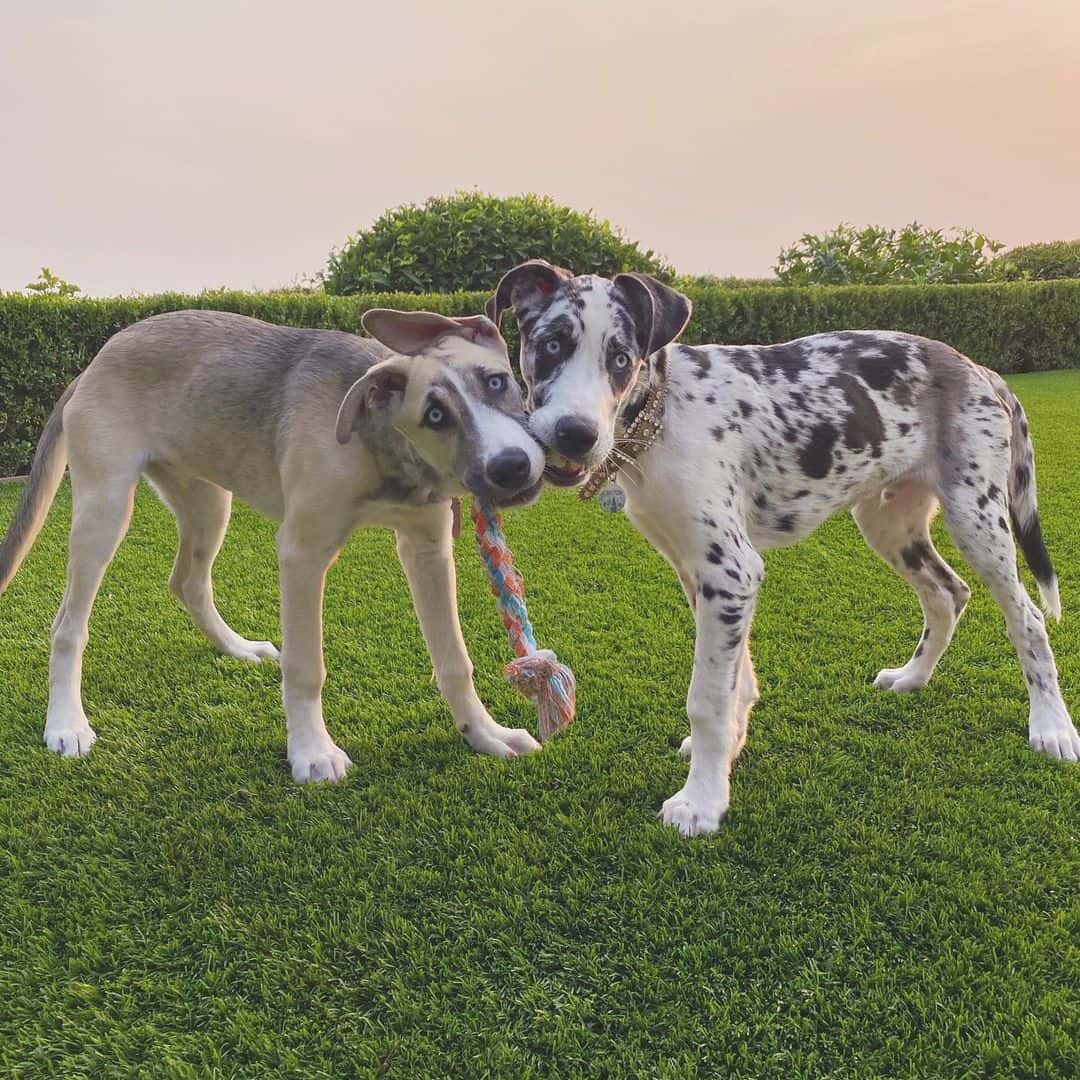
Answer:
[
  {"xmin": 738, "ymin": 399, "xmax": 753, "ymax": 418},
  {"xmin": 700, "ymin": 582, "xmax": 717, "ymax": 601},
  {"xmin": 731, "ymin": 353, "xmax": 759, "ymax": 380},
  {"xmin": 901, "ymin": 540, "xmax": 931, "ymax": 571},
  {"xmin": 775, "ymin": 514, "xmax": 796, "ymax": 532},
  {"xmin": 799, "ymin": 422, "xmax": 838, "ymax": 478},
  {"xmin": 711, "ymin": 426, "xmax": 725, "ymax": 442},
  {"xmin": 687, "ymin": 348, "xmax": 712, "ymax": 380},
  {"xmin": 760, "ymin": 342, "xmax": 809, "ymax": 382},
  {"xmin": 718, "ymin": 609, "xmax": 741, "ymax": 625},
  {"xmin": 898, "ymin": 422, "xmax": 911, "ymax": 435},
  {"xmin": 707, "ymin": 543, "xmax": 723, "ymax": 565},
  {"xmin": 830, "ymin": 373, "xmax": 885, "ymax": 457}
]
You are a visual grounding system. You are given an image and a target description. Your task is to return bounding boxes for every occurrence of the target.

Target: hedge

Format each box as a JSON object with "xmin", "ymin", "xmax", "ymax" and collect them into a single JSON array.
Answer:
[{"xmin": 1, "ymin": 279, "xmax": 1079, "ymax": 475}]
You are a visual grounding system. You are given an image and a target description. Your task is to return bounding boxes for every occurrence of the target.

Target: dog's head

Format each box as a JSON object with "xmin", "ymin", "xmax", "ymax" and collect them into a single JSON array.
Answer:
[
  {"xmin": 336, "ymin": 309, "xmax": 545, "ymax": 506},
  {"xmin": 486, "ymin": 260, "xmax": 692, "ymax": 485}
]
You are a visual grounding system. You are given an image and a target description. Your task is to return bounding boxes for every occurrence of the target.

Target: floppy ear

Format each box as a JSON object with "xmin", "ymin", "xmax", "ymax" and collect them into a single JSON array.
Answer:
[
  {"xmin": 485, "ymin": 259, "xmax": 573, "ymax": 326},
  {"xmin": 335, "ymin": 359, "xmax": 409, "ymax": 444},
  {"xmin": 361, "ymin": 309, "xmax": 503, "ymax": 356},
  {"xmin": 612, "ymin": 273, "xmax": 693, "ymax": 357}
]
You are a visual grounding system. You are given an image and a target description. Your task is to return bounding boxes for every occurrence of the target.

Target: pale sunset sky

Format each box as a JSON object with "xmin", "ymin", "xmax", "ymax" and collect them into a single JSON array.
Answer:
[{"xmin": 2, "ymin": 0, "xmax": 1077, "ymax": 295}]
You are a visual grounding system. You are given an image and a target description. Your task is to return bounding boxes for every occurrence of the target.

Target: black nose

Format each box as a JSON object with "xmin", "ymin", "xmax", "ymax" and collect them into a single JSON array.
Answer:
[
  {"xmin": 486, "ymin": 447, "xmax": 532, "ymax": 490},
  {"xmin": 554, "ymin": 416, "xmax": 598, "ymax": 458}
]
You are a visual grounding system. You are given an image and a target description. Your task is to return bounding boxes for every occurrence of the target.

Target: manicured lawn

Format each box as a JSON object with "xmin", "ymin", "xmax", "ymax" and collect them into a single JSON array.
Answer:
[{"xmin": 1, "ymin": 372, "xmax": 1078, "ymax": 1078}]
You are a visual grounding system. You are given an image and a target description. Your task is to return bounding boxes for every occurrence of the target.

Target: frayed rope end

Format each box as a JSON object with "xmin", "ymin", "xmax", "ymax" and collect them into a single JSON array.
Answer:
[{"xmin": 503, "ymin": 648, "xmax": 576, "ymax": 742}]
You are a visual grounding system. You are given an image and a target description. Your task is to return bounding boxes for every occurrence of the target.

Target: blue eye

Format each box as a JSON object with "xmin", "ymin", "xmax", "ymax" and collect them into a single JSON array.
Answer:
[
  {"xmin": 613, "ymin": 353, "xmax": 631, "ymax": 370},
  {"xmin": 544, "ymin": 339, "xmax": 561, "ymax": 356},
  {"xmin": 424, "ymin": 404, "xmax": 449, "ymax": 429},
  {"xmin": 487, "ymin": 374, "xmax": 506, "ymax": 392}
]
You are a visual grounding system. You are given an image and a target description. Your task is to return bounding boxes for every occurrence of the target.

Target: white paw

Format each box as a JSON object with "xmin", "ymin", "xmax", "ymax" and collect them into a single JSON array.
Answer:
[
  {"xmin": 492, "ymin": 725, "xmax": 542, "ymax": 756},
  {"xmin": 873, "ymin": 666, "xmax": 929, "ymax": 693},
  {"xmin": 44, "ymin": 725, "xmax": 97, "ymax": 757},
  {"xmin": 462, "ymin": 724, "xmax": 541, "ymax": 759},
  {"xmin": 1029, "ymin": 712, "xmax": 1080, "ymax": 762},
  {"xmin": 678, "ymin": 735, "xmax": 693, "ymax": 760},
  {"xmin": 223, "ymin": 639, "xmax": 280, "ymax": 664},
  {"xmin": 659, "ymin": 787, "xmax": 726, "ymax": 837},
  {"xmin": 289, "ymin": 741, "xmax": 352, "ymax": 783}
]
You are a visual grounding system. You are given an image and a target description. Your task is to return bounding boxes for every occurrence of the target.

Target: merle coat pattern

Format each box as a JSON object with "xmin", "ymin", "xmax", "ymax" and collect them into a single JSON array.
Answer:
[{"xmin": 489, "ymin": 260, "xmax": 1078, "ymax": 837}]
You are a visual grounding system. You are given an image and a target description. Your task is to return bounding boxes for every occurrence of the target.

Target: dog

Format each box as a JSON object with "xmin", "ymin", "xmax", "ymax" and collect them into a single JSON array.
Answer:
[
  {"xmin": 0, "ymin": 307, "xmax": 548, "ymax": 780},
  {"xmin": 487, "ymin": 259, "xmax": 1079, "ymax": 836}
]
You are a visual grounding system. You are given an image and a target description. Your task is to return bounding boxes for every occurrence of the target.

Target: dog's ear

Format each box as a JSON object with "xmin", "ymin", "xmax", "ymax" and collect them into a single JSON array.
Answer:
[
  {"xmin": 486, "ymin": 259, "xmax": 573, "ymax": 326},
  {"xmin": 612, "ymin": 273, "xmax": 692, "ymax": 358},
  {"xmin": 361, "ymin": 309, "xmax": 503, "ymax": 356},
  {"xmin": 335, "ymin": 358, "xmax": 409, "ymax": 444}
]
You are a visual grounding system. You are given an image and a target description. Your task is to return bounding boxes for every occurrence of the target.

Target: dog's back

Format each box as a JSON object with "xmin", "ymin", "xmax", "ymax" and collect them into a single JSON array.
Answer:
[{"xmin": 66, "ymin": 310, "xmax": 389, "ymax": 513}]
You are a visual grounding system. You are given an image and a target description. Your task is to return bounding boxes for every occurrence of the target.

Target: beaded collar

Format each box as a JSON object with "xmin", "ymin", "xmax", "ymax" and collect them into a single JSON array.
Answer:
[{"xmin": 579, "ymin": 363, "xmax": 668, "ymax": 501}]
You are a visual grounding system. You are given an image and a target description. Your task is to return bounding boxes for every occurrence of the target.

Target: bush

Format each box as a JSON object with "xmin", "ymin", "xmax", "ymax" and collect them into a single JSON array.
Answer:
[
  {"xmin": 323, "ymin": 192, "xmax": 673, "ymax": 294},
  {"xmin": 775, "ymin": 223, "xmax": 1002, "ymax": 285},
  {"xmin": 1, "ymin": 280, "xmax": 1078, "ymax": 475},
  {"xmin": 991, "ymin": 240, "xmax": 1080, "ymax": 281}
]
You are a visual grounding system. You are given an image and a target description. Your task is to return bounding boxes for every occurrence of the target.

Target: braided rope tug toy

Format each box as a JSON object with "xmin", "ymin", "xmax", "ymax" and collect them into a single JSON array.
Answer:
[{"xmin": 469, "ymin": 499, "xmax": 576, "ymax": 742}]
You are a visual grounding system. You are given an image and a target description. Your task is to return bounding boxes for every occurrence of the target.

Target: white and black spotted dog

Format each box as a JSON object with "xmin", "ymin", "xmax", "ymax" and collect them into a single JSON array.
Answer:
[{"xmin": 487, "ymin": 259, "xmax": 1079, "ymax": 836}]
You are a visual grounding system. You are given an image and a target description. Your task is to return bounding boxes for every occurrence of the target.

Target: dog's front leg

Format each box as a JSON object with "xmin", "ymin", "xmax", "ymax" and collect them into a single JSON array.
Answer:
[
  {"xmin": 662, "ymin": 541, "xmax": 764, "ymax": 836},
  {"xmin": 395, "ymin": 504, "xmax": 540, "ymax": 758},
  {"xmin": 276, "ymin": 523, "xmax": 352, "ymax": 784}
]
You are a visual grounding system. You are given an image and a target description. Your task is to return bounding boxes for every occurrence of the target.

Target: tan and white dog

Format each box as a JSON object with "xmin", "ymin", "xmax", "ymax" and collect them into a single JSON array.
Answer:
[{"xmin": 0, "ymin": 308, "xmax": 547, "ymax": 780}]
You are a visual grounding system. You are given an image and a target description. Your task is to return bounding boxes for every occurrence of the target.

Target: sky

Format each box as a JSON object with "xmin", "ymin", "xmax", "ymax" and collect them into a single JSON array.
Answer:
[{"xmin": 2, "ymin": 0, "xmax": 1078, "ymax": 296}]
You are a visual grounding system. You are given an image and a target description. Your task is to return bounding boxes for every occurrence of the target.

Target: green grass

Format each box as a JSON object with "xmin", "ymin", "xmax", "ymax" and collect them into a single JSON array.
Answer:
[{"xmin": 1, "ymin": 372, "xmax": 1078, "ymax": 1079}]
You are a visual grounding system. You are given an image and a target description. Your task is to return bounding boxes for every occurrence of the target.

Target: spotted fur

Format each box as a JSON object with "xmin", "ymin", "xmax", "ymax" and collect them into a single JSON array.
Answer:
[{"xmin": 488, "ymin": 263, "xmax": 1079, "ymax": 837}]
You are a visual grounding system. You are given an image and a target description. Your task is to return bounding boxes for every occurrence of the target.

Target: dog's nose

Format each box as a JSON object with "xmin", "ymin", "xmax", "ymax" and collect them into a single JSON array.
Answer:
[
  {"xmin": 554, "ymin": 416, "xmax": 598, "ymax": 458},
  {"xmin": 486, "ymin": 447, "xmax": 532, "ymax": 490}
]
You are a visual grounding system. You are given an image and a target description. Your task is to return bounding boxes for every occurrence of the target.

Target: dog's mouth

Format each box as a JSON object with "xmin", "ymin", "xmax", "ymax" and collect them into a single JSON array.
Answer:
[
  {"xmin": 487, "ymin": 475, "xmax": 545, "ymax": 508},
  {"xmin": 543, "ymin": 449, "xmax": 590, "ymax": 488}
]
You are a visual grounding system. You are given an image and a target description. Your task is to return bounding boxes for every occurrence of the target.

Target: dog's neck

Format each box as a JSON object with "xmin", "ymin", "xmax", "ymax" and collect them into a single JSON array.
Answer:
[
  {"xmin": 616, "ymin": 349, "xmax": 668, "ymax": 437},
  {"xmin": 360, "ymin": 418, "xmax": 447, "ymax": 505},
  {"xmin": 579, "ymin": 350, "xmax": 669, "ymax": 501}
]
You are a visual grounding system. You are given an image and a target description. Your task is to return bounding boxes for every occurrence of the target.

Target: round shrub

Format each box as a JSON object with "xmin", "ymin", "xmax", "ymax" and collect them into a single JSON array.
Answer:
[
  {"xmin": 774, "ymin": 223, "xmax": 1001, "ymax": 285},
  {"xmin": 991, "ymin": 240, "xmax": 1080, "ymax": 281},
  {"xmin": 322, "ymin": 191, "xmax": 673, "ymax": 295}
]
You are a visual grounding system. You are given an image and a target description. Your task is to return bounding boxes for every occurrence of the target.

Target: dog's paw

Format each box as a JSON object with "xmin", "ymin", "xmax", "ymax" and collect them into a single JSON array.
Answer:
[
  {"xmin": 289, "ymin": 741, "xmax": 352, "ymax": 783},
  {"xmin": 223, "ymin": 638, "xmax": 280, "ymax": 664},
  {"xmin": 462, "ymin": 724, "xmax": 540, "ymax": 759},
  {"xmin": 44, "ymin": 724, "xmax": 97, "ymax": 757},
  {"xmin": 1029, "ymin": 711, "xmax": 1080, "ymax": 762},
  {"xmin": 659, "ymin": 787, "xmax": 726, "ymax": 837},
  {"xmin": 873, "ymin": 666, "xmax": 929, "ymax": 693},
  {"xmin": 678, "ymin": 735, "xmax": 693, "ymax": 759}
]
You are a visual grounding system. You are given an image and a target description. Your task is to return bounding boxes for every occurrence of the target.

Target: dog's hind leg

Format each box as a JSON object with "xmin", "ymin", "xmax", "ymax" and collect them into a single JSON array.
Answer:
[
  {"xmin": 939, "ymin": 467, "xmax": 1079, "ymax": 761},
  {"xmin": 853, "ymin": 481, "xmax": 970, "ymax": 693},
  {"xmin": 395, "ymin": 502, "xmax": 541, "ymax": 758},
  {"xmin": 146, "ymin": 466, "xmax": 278, "ymax": 663},
  {"xmin": 45, "ymin": 456, "xmax": 138, "ymax": 756}
]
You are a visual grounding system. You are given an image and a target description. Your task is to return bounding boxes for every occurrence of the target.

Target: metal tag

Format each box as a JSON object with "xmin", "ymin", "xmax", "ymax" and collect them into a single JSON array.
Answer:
[{"xmin": 598, "ymin": 483, "xmax": 627, "ymax": 513}]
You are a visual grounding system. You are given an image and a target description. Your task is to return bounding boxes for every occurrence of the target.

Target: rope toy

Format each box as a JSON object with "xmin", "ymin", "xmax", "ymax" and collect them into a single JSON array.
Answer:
[{"xmin": 469, "ymin": 499, "xmax": 576, "ymax": 742}]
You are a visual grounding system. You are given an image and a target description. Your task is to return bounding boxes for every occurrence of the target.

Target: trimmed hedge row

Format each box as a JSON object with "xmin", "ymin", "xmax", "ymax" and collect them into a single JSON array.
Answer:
[{"xmin": 1, "ymin": 280, "xmax": 1079, "ymax": 474}]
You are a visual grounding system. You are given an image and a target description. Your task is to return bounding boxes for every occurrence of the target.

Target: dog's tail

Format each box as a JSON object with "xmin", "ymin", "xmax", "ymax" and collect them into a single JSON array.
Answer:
[
  {"xmin": 1001, "ymin": 385, "xmax": 1060, "ymax": 621},
  {"xmin": 0, "ymin": 378, "xmax": 78, "ymax": 596}
]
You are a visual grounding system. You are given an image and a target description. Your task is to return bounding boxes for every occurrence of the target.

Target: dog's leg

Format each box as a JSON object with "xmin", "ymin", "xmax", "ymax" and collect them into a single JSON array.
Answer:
[
  {"xmin": 45, "ymin": 464, "xmax": 137, "ymax": 756},
  {"xmin": 663, "ymin": 536, "xmax": 764, "ymax": 836},
  {"xmin": 147, "ymin": 466, "xmax": 278, "ymax": 663},
  {"xmin": 276, "ymin": 520, "xmax": 351, "ymax": 783},
  {"xmin": 853, "ymin": 481, "xmax": 970, "ymax": 693},
  {"xmin": 679, "ymin": 640, "xmax": 758, "ymax": 762},
  {"xmin": 395, "ymin": 503, "xmax": 541, "ymax": 758},
  {"xmin": 940, "ymin": 480, "xmax": 1079, "ymax": 761}
]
